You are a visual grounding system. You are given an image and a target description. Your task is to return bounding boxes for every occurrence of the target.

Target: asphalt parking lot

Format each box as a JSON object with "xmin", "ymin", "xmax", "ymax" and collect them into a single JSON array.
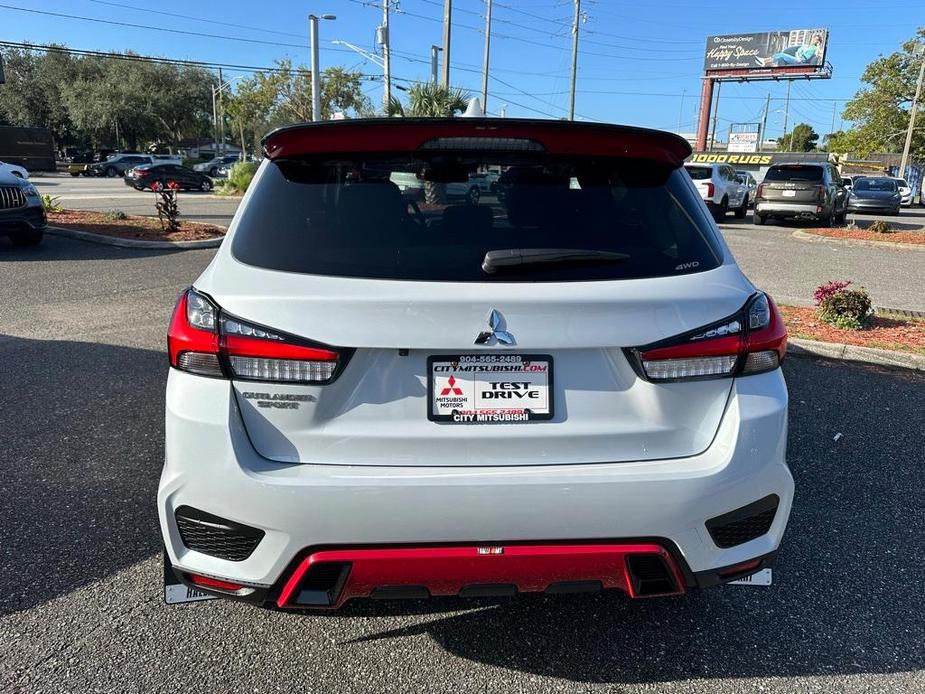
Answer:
[{"xmin": 1, "ymin": 235, "xmax": 924, "ymax": 692}]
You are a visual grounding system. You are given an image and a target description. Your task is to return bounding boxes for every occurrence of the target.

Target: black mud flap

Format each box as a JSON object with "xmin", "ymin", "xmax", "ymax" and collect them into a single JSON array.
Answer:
[{"xmin": 163, "ymin": 547, "xmax": 217, "ymax": 605}]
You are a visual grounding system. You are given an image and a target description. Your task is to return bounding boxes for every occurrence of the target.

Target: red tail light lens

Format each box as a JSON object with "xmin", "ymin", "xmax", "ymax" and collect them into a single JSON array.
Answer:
[
  {"xmin": 756, "ymin": 183, "xmax": 766, "ymax": 198},
  {"xmin": 631, "ymin": 293, "xmax": 787, "ymax": 382},
  {"xmin": 167, "ymin": 288, "xmax": 343, "ymax": 383},
  {"xmin": 814, "ymin": 184, "xmax": 826, "ymax": 201},
  {"xmin": 705, "ymin": 182, "xmax": 715, "ymax": 198}
]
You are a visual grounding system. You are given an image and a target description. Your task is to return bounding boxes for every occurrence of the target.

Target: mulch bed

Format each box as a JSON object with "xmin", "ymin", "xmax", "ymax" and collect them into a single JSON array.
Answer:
[
  {"xmin": 802, "ymin": 227, "xmax": 925, "ymax": 245},
  {"xmin": 780, "ymin": 305, "xmax": 925, "ymax": 355},
  {"xmin": 48, "ymin": 210, "xmax": 225, "ymax": 242}
]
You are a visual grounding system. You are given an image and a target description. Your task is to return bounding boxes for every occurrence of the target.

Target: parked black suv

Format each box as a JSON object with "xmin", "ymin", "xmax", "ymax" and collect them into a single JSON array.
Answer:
[
  {"xmin": 754, "ymin": 163, "xmax": 848, "ymax": 226},
  {"xmin": 0, "ymin": 174, "xmax": 46, "ymax": 246}
]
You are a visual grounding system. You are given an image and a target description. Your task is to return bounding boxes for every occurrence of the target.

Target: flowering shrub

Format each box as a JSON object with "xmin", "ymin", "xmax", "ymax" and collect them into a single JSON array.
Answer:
[
  {"xmin": 817, "ymin": 285, "xmax": 872, "ymax": 331},
  {"xmin": 150, "ymin": 180, "xmax": 181, "ymax": 232},
  {"xmin": 813, "ymin": 280, "xmax": 852, "ymax": 306}
]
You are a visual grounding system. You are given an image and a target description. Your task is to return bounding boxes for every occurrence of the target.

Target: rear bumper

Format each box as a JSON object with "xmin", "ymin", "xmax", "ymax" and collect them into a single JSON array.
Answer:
[
  {"xmin": 159, "ymin": 368, "xmax": 793, "ymax": 606},
  {"xmin": 755, "ymin": 201, "xmax": 824, "ymax": 218},
  {"xmin": 848, "ymin": 202, "xmax": 900, "ymax": 213}
]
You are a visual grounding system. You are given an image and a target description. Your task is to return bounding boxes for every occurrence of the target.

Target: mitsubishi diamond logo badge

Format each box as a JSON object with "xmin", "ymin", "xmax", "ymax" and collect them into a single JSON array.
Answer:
[{"xmin": 474, "ymin": 308, "xmax": 515, "ymax": 346}]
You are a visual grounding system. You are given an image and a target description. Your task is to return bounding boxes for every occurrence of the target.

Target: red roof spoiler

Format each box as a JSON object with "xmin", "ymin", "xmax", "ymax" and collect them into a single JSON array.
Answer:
[{"xmin": 262, "ymin": 118, "xmax": 691, "ymax": 167}]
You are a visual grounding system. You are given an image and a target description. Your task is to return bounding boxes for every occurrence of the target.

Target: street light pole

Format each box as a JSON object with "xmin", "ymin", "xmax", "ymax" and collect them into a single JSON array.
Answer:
[
  {"xmin": 441, "ymin": 0, "xmax": 452, "ymax": 87},
  {"xmin": 431, "ymin": 45, "xmax": 441, "ymax": 84},
  {"xmin": 899, "ymin": 43, "xmax": 925, "ymax": 180},
  {"xmin": 309, "ymin": 14, "xmax": 336, "ymax": 122}
]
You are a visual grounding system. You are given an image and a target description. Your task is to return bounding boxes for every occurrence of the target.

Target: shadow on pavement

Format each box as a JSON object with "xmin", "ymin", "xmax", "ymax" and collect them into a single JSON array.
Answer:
[
  {"xmin": 0, "ymin": 229, "xmax": 186, "ymax": 261},
  {"xmin": 335, "ymin": 357, "xmax": 925, "ymax": 684},
  {"xmin": 0, "ymin": 335, "xmax": 166, "ymax": 617}
]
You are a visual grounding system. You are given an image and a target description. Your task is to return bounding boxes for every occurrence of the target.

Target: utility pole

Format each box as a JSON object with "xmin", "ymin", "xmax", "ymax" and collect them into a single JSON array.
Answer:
[
  {"xmin": 217, "ymin": 67, "xmax": 225, "ymax": 154},
  {"xmin": 757, "ymin": 93, "xmax": 771, "ymax": 152},
  {"xmin": 829, "ymin": 100, "xmax": 837, "ymax": 138},
  {"xmin": 441, "ymin": 0, "xmax": 452, "ymax": 87},
  {"xmin": 708, "ymin": 79, "xmax": 722, "ymax": 149},
  {"xmin": 781, "ymin": 80, "xmax": 792, "ymax": 147},
  {"xmin": 381, "ymin": 0, "xmax": 391, "ymax": 114},
  {"xmin": 899, "ymin": 43, "xmax": 925, "ymax": 180},
  {"xmin": 211, "ymin": 86, "xmax": 219, "ymax": 158},
  {"xmin": 480, "ymin": 0, "xmax": 493, "ymax": 111},
  {"xmin": 677, "ymin": 89, "xmax": 686, "ymax": 134},
  {"xmin": 568, "ymin": 0, "xmax": 581, "ymax": 120},
  {"xmin": 431, "ymin": 45, "xmax": 441, "ymax": 84}
]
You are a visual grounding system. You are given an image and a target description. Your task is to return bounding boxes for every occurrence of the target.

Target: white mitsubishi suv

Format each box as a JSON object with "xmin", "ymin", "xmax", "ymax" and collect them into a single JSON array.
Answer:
[{"xmin": 160, "ymin": 118, "xmax": 793, "ymax": 609}]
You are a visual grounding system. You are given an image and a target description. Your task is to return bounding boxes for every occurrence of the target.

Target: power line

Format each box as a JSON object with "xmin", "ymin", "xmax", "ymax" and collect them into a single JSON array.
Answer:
[
  {"xmin": 84, "ymin": 0, "xmax": 309, "ymax": 40},
  {"xmin": 0, "ymin": 3, "xmax": 354, "ymax": 54}
]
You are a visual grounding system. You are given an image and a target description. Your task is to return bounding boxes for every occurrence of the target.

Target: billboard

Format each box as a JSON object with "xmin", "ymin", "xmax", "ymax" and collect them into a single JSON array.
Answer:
[
  {"xmin": 728, "ymin": 123, "xmax": 760, "ymax": 153},
  {"xmin": 704, "ymin": 29, "xmax": 828, "ymax": 75}
]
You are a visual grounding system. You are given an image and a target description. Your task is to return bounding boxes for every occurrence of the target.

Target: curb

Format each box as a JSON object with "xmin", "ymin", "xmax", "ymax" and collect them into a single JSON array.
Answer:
[
  {"xmin": 47, "ymin": 226, "xmax": 224, "ymax": 250},
  {"xmin": 792, "ymin": 230, "xmax": 925, "ymax": 251},
  {"xmin": 788, "ymin": 337, "xmax": 925, "ymax": 372}
]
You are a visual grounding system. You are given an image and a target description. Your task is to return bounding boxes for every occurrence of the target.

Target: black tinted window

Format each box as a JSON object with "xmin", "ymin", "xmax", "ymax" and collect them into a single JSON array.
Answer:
[
  {"xmin": 685, "ymin": 166, "xmax": 712, "ymax": 180},
  {"xmin": 231, "ymin": 154, "xmax": 723, "ymax": 282},
  {"xmin": 854, "ymin": 178, "xmax": 896, "ymax": 192},
  {"xmin": 764, "ymin": 165, "xmax": 824, "ymax": 182}
]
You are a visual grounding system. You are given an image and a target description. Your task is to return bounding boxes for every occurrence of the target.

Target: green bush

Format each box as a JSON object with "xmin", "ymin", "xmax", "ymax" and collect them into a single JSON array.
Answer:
[
  {"xmin": 224, "ymin": 161, "xmax": 259, "ymax": 194},
  {"xmin": 41, "ymin": 194, "xmax": 63, "ymax": 212},
  {"xmin": 818, "ymin": 287, "xmax": 872, "ymax": 330},
  {"xmin": 104, "ymin": 209, "xmax": 128, "ymax": 221}
]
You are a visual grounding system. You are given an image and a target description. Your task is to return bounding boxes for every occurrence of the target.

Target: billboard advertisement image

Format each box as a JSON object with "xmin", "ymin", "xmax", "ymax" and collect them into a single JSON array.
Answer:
[{"xmin": 704, "ymin": 29, "xmax": 828, "ymax": 74}]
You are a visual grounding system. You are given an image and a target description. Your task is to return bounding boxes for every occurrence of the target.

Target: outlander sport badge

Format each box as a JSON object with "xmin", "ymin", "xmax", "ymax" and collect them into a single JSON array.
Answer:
[{"xmin": 475, "ymin": 309, "xmax": 515, "ymax": 346}]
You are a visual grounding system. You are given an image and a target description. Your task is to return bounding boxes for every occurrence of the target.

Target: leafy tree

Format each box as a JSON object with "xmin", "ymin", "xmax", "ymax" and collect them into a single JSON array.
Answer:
[
  {"xmin": 778, "ymin": 123, "xmax": 819, "ymax": 151},
  {"xmin": 833, "ymin": 29, "xmax": 925, "ymax": 157}
]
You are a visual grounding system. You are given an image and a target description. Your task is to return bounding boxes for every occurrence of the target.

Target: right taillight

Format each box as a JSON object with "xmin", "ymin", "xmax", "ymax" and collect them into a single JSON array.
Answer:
[
  {"xmin": 630, "ymin": 293, "xmax": 787, "ymax": 382},
  {"xmin": 705, "ymin": 182, "xmax": 715, "ymax": 198},
  {"xmin": 167, "ymin": 288, "xmax": 344, "ymax": 384}
]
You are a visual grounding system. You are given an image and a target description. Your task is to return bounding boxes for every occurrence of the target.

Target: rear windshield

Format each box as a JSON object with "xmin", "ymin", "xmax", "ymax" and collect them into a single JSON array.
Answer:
[
  {"xmin": 685, "ymin": 166, "xmax": 712, "ymax": 180},
  {"xmin": 854, "ymin": 178, "xmax": 896, "ymax": 192},
  {"xmin": 764, "ymin": 165, "xmax": 824, "ymax": 182},
  {"xmin": 231, "ymin": 154, "xmax": 723, "ymax": 282}
]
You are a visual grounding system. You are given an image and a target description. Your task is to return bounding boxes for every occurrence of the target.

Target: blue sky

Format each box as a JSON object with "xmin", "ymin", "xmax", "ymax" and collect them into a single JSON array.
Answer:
[{"xmin": 2, "ymin": 0, "xmax": 922, "ymax": 140}]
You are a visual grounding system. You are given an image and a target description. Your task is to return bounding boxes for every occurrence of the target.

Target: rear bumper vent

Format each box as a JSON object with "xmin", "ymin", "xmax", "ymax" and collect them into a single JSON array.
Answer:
[
  {"xmin": 175, "ymin": 506, "xmax": 264, "ymax": 562},
  {"xmin": 706, "ymin": 495, "xmax": 779, "ymax": 549}
]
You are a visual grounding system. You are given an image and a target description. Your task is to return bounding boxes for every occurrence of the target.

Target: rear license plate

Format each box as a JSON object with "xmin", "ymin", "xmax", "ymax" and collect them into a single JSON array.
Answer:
[
  {"xmin": 428, "ymin": 354, "xmax": 553, "ymax": 424},
  {"xmin": 728, "ymin": 568, "xmax": 773, "ymax": 586},
  {"xmin": 782, "ymin": 190, "xmax": 796, "ymax": 197}
]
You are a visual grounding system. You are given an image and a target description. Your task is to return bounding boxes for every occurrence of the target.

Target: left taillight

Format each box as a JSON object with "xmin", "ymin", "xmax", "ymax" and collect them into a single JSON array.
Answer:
[
  {"xmin": 629, "ymin": 293, "xmax": 787, "ymax": 383},
  {"xmin": 167, "ymin": 288, "xmax": 343, "ymax": 384}
]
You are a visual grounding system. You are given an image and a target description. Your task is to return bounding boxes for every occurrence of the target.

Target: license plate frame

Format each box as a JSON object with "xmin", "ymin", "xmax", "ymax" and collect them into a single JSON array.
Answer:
[{"xmin": 427, "ymin": 354, "xmax": 554, "ymax": 424}]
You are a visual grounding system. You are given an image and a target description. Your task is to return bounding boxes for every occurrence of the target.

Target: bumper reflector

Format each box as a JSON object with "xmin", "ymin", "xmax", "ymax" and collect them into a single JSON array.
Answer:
[
  {"xmin": 277, "ymin": 543, "xmax": 685, "ymax": 609},
  {"xmin": 189, "ymin": 574, "xmax": 244, "ymax": 592}
]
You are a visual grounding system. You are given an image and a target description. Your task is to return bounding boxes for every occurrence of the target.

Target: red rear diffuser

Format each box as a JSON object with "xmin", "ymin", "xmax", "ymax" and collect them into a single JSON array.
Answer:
[{"xmin": 277, "ymin": 543, "xmax": 686, "ymax": 608}]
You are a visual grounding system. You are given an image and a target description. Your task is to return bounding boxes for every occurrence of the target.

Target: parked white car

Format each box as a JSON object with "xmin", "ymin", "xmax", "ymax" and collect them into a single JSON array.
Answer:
[
  {"xmin": 891, "ymin": 178, "xmax": 913, "ymax": 206},
  {"xmin": 735, "ymin": 171, "xmax": 758, "ymax": 206},
  {"xmin": 685, "ymin": 163, "xmax": 748, "ymax": 221},
  {"xmin": 159, "ymin": 118, "xmax": 793, "ymax": 611},
  {"xmin": 0, "ymin": 161, "xmax": 29, "ymax": 179}
]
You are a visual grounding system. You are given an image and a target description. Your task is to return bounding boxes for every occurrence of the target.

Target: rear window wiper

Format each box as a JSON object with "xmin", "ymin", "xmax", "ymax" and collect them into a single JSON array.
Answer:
[{"xmin": 482, "ymin": 248, "xmax": 630, "ymax": 274}]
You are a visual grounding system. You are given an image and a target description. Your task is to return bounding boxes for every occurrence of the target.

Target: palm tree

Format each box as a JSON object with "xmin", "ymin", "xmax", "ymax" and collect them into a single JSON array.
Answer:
[
  {"xmin": 389, "ymin": 83, "xmax": 471, "ymax": 204},
  {"xmin": 389, "ymin": 83, "xmax": 470, "ymax": 118}
]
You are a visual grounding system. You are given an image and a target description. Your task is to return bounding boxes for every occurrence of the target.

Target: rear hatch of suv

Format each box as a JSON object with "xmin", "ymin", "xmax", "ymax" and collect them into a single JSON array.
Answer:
[
  {"xmin": 759, "ymin": 164, "xmax": 825, "ymax": 204},
  {"xmin": 190, "ymin": 119, "xmax": 765, "ymax": 467}
]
